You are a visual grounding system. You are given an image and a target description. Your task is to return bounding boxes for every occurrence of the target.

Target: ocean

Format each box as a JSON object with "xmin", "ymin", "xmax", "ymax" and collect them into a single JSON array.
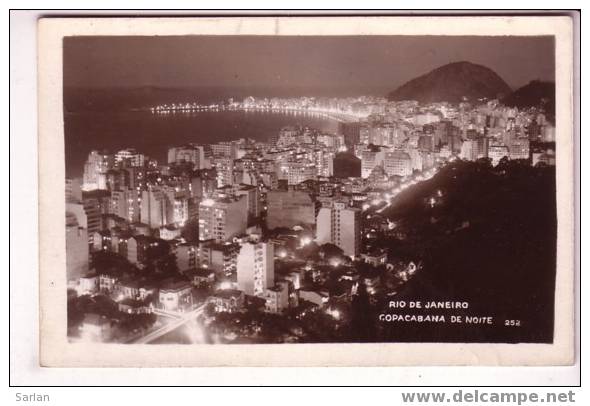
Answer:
[{"xmin": 64, "ymin": 89, "xmax": 346, "ymax": 178}]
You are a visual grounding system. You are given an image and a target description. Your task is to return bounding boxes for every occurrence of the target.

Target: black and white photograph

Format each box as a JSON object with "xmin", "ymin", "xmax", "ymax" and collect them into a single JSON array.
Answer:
[{"xmin": 33, "ymin": 15, "xmax": 576, "ymax": 367}]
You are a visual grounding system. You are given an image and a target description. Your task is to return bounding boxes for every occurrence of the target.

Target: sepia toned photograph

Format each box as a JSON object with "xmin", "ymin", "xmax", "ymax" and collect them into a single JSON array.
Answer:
[{"xmin": 37, "ymin": 16, "xmax": 575, "ymax": 367}]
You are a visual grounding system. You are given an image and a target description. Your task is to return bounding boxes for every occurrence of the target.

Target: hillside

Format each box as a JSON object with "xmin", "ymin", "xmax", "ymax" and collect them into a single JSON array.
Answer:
[
  {"xmin": 502, "ymin": 80, "xmax": 555, "ymax": 121},
  {"xmin": 387, "ymin": 61, "xmax": 512, "ymax": 104}
]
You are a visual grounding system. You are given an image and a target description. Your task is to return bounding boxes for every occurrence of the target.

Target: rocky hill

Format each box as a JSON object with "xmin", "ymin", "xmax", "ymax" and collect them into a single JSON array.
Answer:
[
  {"xmin": 387, "ymin": 61, "xmax": 512, "ymax": 103},
  {"xmin": 502, "ymin": 80, "xmax": 555, "ymax": 121}
]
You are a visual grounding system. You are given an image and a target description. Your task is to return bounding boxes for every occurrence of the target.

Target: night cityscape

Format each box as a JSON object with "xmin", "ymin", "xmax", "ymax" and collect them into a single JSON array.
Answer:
[{"xmin": 64, "ymin": 36, "xmax": 558, "ymax": 345}]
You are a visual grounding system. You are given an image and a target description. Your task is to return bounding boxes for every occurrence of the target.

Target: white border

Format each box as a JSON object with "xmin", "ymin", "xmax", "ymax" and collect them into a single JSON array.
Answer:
[
  {"xmin": 38, "ymin": 15, "xmax": 575, "ymax": 368},
  {"xmin": 8, "ymin": 11, "xmax": 579, "ymax": 385}
]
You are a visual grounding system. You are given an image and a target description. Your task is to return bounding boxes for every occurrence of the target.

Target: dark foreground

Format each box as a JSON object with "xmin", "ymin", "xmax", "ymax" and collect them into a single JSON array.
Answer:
[{"xmin": 361, "ymin": 159, "xmax": 557, "ymax": 343}]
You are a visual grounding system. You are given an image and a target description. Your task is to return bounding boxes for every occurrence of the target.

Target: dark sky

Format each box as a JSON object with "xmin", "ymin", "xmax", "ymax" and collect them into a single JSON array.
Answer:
[{"xmin": 63, "ymin": 35, "xmax": 555, "ymax": 92}]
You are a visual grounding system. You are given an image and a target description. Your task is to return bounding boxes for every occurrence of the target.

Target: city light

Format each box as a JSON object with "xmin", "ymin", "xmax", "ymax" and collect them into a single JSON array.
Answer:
[
  {"xmin": 218, "ymin": 281, "xmax": 232, "ymax": 290},
  {"xmin": 326, "ymin": 308, "xmax": 341, "ymax": 320},
  {"xmin": 69, "ymin": 70, "xmax": 550, "ymax": 349},
  {"xmin": 300, "ymin": 236, "xmax": 312, "ymax": 247},
  {"xmin": 330, "ymin": 258, "xmax": 342, "ymax": 268},
  {"xmin": 201, "ymin": 198, "xmax": 215, "ymax": 207},
  {"xmin": 185, "ymin": 321, "xmax": 205, "ymax": 344}
]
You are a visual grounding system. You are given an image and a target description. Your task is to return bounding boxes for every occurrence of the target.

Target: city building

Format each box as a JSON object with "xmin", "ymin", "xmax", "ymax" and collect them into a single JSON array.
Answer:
[
  {"xmin": 65, "ymin": 211, "xmax": 89, "ymax": 282},
  {"xmin": 183, "ymin": 268, "xmax": 215, "ymax": 287},
  {"xmin": 212, "ymin": 156, "xmax": 234, "ymax": 187},
  {"xmin": 338, "ymin": 121, "xmax": 361, "ymax": 148},
  {"xmin": 509, "ymin": 138, "xmax": 531, "ymax": 161},
  {"xmin": 266, "ymin": 189, "xmax": 315, "ymax": 230},
  {"xmin": 176, "ymin": 243, "xmax": 197, "ymax": 272},
  {"xmin": 109, "ymin": 188, "xmax": 140, "ymax": 223},
  {"xmin": 264, "ymin": 281, "xmax": 290, "ymax": 314},
  {"xmin": 198, "ymin": 196, "xmax": 248, "ymax": 242},
  {"xmin": 333, "ymin": 152, "xmax": 361, "ymax": 178},
  {"xmin": 168, "ymin": 144, "xmax": 207, "ymax": 169},
  {"xmin": 299, "ymin": 289, "xmax": 329, "ymax": 307},
  {"xmin": 360, "ymin": 149, "xmax": 385, "ymax": 179},
  {"xmin": 78, "ymin": 274, "xmax": 98, "ymax": 295},
  {"xmin": 115, "ymin": 148, "xmax": 145, "ymax": 168},
  {"xmin": 211, "ymin": 141, "xmax": 239, "ymax": 159},
  {"xmin": 316, "ymin": 201, "xmax": 362, "ymax": 258},
  {"xmin": 82, "ymin": 150, "xmax": 114, "ymax": 191},
  {"xmin": 158, "ymin": 279, "xmax": 194, "ymax": 313},
  {"xmin": 279, "ymin": 160, "xmax": 316, "ymax": 185},
  {"xmin": 126, "ymin": 235, "xmax": 159, "ymax": 267},
  {"xmin": 140, "ymin": 188, "xmax": 170, "ymax": 229},
  {"xmin": 532, "ymin": 150, "xmax": 556, "ymax": 166},
  {"xmin": 489, "ymin": 143, "xmax": 510, "ymax": 166},
  {"xmin": 198, "ymin": 241, "xmax": 239, "ymax": 277},
  {"xmin": 236, "ymin": 240, "xmax": 275, "ymax": 296},
  {"xmin": 235, "ymin": 184, "xmax": 260, "ymax": 220},
  {"xmin": 383, "ymin": 150, "xmax": 412, "ymax": 177},
  {"xmin": 65, "ymin": 178, "xmax": 82, "ymax": 202},
  {"xmin": 208, "ymin": 289, "xmax": 245, "ymax": 313}
]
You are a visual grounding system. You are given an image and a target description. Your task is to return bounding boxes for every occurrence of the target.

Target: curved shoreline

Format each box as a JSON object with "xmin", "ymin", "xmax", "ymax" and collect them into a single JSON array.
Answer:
[{"xmin": 148, "ymin": 105, "xmax": 362, "ymax": 123}]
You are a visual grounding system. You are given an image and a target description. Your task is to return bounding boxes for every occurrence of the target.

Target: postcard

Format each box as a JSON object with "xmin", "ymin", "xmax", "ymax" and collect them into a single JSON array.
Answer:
[{"xmin": 37, "ymin": 15, "xmax": 575, "ymax": 366}]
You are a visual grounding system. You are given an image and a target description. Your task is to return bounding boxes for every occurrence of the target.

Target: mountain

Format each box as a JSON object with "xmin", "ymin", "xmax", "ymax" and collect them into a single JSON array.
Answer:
[
  {"xmin": 387, "ymin": 61, "xmax": 512, "ymax": 103},
  {"xmin": 501, "ymin": 80, "xmax": 555, "ymax": 121}
]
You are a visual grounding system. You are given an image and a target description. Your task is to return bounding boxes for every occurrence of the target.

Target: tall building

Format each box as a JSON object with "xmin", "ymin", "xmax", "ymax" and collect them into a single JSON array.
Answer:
[
  {"xmin": 140, "ymin": 188, "xmax": 170, "ymax": 229},
  {"xmin": 168, "ymin": 144, "xmax": 207, "ymax": 170},
  {"xmin": 417, "ymin": 135, "xmax": 434, "ymax": 152},
  {"xmin": 105, "ymin": 169, "xmax": 129, "ymax": 192},
  {"xmin": 316, "ymin": 201, "xmax": 361, "ymax": 258},
  {"xmin": 126, "ymin": 235, "xmax": 157, "ymax": 266},
  {"xmin": 279, "ymin": 160, "xmax": 316, "ymax": 185},
  {"xmin": 383, "ymin": 150, "xmax": 412, "ymax": 177},
  {"xmin": 509, "ymin": 138, "xmax": 530, "ymax": 161},
  {"xmin": 212, "ymin": 156, "xmax": 234, "ymax": 187},
  {"xmin": 109, "ymin": 188, "xmax": 140, "ymax": 223},
  {"xmin": 458, "ymin": 137, "xmax": 488, "ymax": 162},
  {"xmin": 171, "ymin": 193, "xmax": 189, "ymax": 227},
  {"xmin": 82, "ymin": 150, "xmax": 114, "ymax": 191},
  {"xmin": 317, "ymin": 133, "xmax": 345, "ymax": 151},
  {"xmin": 338, "ymin": 122, "xmax": 361, "ymax": 148},
  {"xmin": 198, "ymin": 241, "xmax": 239, "ymax": 276},
  {"xmin": 65, "ymin": 211, "xmax": 89, "ymax": 282},
  {"xmin": 235, "ymin": 184, "xmax": 260, "ymax": 220},
  {"xmin": 122, "ymin": 166, "xmax": 146, "ymax": 190},
  {"xmin": 115, "ymin": 148, "xmax": 145, "ymax": 168},
  {"xmin": 360, "ymin": 149, "xmax": 385, "ymax": 179},
  {"xmin": 333, "ymin": 152, "xmax": 361, "ymax": 179},
  {"xmin": 266, "ymin": 189, "xmax": 316, "ymax": 230},
  {"xmin": 237, "ymin": 241, "xmax": 274, "ymax": 296},
  {"xmin": 276, "ymin": 126, "xmax": 301, "ymax": 148},
  {"xmin": 211, "ymin": 141, "xmax": 239, "ymax": 159},
  {"xmin": 74, "ymin": 196, "xmax": 106, "ymax": 245},
  {"xmin": 176, "ymin": 243, "xmax": 197, "ymax": 272},
  {"xmin": 311, "ymin": 149, "xmax": 335, "ymax": 177},
  {"xmin": 65, "ymin": 178, "xmax": 82, "ymax": 203},
  {"xmin": 198, "ymin": 196, "xmax": 248, "ymax": 242},
  {"xmin": 488, "ymin": 143, "xmax": 510, "ymax": 166}
]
